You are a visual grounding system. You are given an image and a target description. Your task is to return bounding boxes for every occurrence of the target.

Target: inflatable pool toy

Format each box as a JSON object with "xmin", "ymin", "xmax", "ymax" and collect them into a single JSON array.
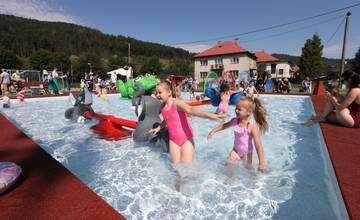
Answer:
[
  {"xmin": 205, "ymin": 79, "xmax": 221, "ymax": 106},
  {"xmin": 229, "ymin": 92, "xmax": 246, "ymax": 105},
  {"xmin": 131, "ymin": 83, "xmax": 169, "ymax": 151},
  {"xmin": 265, "ymin": 79, "xmax": 273, "ymax": 92},
  {"xmin": 0, "ymin": 162, "xmax": 22, "ymax": 194},
  {"xmin": 84, "ymin": 111, "xmax": 137, "ymax": 141},
  {"xmin": 65, "ymin": 83, "xmax": 94, "ymax": 122},
  {"xmin": 117, "ymin": 75, "xmax": 158, "ymax": 99}
]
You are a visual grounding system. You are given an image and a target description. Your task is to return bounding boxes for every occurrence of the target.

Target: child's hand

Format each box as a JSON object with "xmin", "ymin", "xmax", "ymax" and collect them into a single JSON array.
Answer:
[
  {"xmin": 210, "ymin": 114, "xmax": 226, "ymax": 121},
  {"xmin": 149, "ymin": 126, "xmax": 161, "ymax": 135},
  {"xmin": 258, "ymin": 164, "xmax": 267, "ymax": 173},
  {"xmin": 207, "ymin": 130, "xmax": 215, "ymax": 139}
]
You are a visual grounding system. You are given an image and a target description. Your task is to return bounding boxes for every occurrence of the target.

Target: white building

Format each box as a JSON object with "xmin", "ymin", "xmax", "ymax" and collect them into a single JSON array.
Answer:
[
  {"xmin": 253, "ymin": 50, "xmax": 292, "ymax": 78},
  {"xmin": 193, "ymin": 41, "xmax": 257, "ymax": 82}
]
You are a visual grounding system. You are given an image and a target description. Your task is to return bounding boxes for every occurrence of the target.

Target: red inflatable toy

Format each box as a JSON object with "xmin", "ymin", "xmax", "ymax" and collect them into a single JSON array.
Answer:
[
  {"xmin": 84, "ymin": 100, "xmax": 210, "ymax": 141},
  {"xmin": 84, "ymin": 112, "xmax": 137, "ymax": 141}
]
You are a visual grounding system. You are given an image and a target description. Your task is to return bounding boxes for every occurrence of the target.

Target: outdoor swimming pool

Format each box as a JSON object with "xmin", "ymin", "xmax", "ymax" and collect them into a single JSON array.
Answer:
[{"xmin": 1, "ymin": 94, "xmax": 348, "ymax": 220}]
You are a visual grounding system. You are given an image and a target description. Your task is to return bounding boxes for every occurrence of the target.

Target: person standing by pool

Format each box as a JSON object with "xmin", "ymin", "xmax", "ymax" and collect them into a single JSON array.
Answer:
[
  {"xmin": 149, "ymin": 80, "xmax": 223, "ymax": 164},
  {"xmin": 48, "ymin": 67, "xmax": 63, "ymax": 94},
  {"xmin": 207, "ymin": 96, "xmax": 268, "ymax": 174},
  {"xmin": 0, "ymin": 69, "xmax": 10, "ymax": 95},
  {"xmin": 65, "ymin": 71, "xmax": 73, "ymax": 93},
  {"xmin": 301, "ymin": 77, "xmax": 312, "ymax": 93}
]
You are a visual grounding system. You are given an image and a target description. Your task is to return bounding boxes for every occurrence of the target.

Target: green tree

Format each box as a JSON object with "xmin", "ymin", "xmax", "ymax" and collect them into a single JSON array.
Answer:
[
  {"xmin": 108, "ymin": 54, "xmax": 126, "ymax": 71},
  {"xmin": 29, "ymin": 49, "xmax": 51, "ymax": 70},
  {"xmin": 164, "ymin": 59, "xmax": 193, "ymax": 75},
  {"xmin": 351, "ymin": 47, "xmax": 360, "ymax": 73},
  {"xmin": 299, "ymin": 34, "xmax": 324, "ymax": 78},
  {"xmin": 78, "ymin": 52, "xmax": 104, "ymax": 76},
  {"xmin": 0, "ymin": 49, "xmax": 22, "ymax": 69},
  {"xmin": 49, "ymin": 53, "xmax": 71, "ymax": 71},
  {"xmin": 139, "ymin": 57, "xmax": 163, "ymax": 75},
  {"xmin": 69, "ymin": 55, "xmax": 80, "ymax": 81}
]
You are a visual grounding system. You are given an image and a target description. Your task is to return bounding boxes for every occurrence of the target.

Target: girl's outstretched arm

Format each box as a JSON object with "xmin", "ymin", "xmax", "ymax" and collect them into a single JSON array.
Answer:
[
  {"xmin": 207, "ymin": 119, "xmax": 232, "ymax": 139},
  {"xmin": 175, "ymin": 99, "xmax": 224, "ymax": 121},
  {"xmin": 251, "ymin": 123, "xmax": 266, "ymax": 172}
]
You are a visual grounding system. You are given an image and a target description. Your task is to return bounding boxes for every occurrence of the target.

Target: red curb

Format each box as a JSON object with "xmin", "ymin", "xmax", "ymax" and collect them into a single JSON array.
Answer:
[{"xmin": 311, "ymin": 96, "xmax": 360, "ymax": 220}]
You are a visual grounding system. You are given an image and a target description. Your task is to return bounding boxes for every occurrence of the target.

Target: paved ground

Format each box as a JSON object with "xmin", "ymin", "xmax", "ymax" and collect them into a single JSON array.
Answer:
[
  {"xmin": 311, "ymin": 95, "xmax": 360, "ymax": 220},
  {"xmin": 0, "ymin": 114, "xmax": 125, "ymax": 220}
]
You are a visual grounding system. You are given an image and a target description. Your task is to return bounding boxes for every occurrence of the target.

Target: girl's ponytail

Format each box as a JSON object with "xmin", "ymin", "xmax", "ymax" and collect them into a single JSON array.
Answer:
[
  {"xmin": 162, "ymin": 80, "xmax": 177, "ymax": 98},
  {"xmin": 252, "ymin": 97, "xmax": 268, "ymax": 134}
]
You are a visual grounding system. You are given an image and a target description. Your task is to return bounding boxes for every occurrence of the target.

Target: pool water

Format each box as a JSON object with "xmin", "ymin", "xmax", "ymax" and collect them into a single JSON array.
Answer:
[{"xmin": 1, "ymin": 94, "xmax": 348, "ymax": 220}]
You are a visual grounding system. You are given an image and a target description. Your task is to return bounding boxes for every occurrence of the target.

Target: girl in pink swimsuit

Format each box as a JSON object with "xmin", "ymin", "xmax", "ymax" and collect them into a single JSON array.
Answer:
[
  {"xmin": 150, "ymin": 81, "xmax": 223, "ymax": 164},
  {"xmin": 208, "ymin": 96, "xmax": 268, "ymax": 172},
  {"xmin": 216, "ymin": 83, "xmax": 243, "ymax": 116}
]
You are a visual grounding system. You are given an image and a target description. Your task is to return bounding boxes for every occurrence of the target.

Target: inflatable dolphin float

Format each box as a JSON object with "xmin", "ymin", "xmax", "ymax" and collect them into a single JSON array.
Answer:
[
  {"xmin": 65, "ymin": 83, "xmax": 94, "ymax": 122},
  {"xmin": 132, "ymin": 82, "xmax": 169, "ymax": 152}
]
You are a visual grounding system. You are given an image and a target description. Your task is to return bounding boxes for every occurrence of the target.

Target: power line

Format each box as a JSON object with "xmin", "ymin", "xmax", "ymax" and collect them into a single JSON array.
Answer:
[
  {"xmin": 170, "ymin": 2, "xmax": 360, "ymax": 45},
  {"xmin": 240, "ymin": 15, "xmax": 343, "ymax": 44},
  {"xmin": 325, "ymin": 16, "xmax": 345, "ymax": 45}
]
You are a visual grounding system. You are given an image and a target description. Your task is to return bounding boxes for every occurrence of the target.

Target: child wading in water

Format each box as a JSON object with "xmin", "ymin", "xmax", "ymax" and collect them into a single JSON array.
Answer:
[
  {"xmin": 215, "ymin": 82, "xmax": 243, "ymax": 117},
  {"xmin": 149, "ymin": 81, "xmax": 224, "ymax": 164},
  {"xmin": 208, "ymin": 96, "xmax": 268, "ymax": 179}
]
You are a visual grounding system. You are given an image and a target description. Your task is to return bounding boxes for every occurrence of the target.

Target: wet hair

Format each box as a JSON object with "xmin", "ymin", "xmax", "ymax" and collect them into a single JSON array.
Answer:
[
  {"xmin": 341, "ymin": 70, "xmax": 360, "ymax": 89},
  {"xmin": 157, "ymin": 80, "xmax": 177, "ymax": 98},
  {"xmin": 220, "ymin": 83, "xmax": 230, "ymax": 93},
  {"xmin": 237, "ymin": 96, "xmax": 268, "ymax": 134}
]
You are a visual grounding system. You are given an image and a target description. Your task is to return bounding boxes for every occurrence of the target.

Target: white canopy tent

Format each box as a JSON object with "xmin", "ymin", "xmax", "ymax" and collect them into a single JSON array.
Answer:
[{"xmin": 107, "ymin": 67, "xmax": 133, "ymax": 80}]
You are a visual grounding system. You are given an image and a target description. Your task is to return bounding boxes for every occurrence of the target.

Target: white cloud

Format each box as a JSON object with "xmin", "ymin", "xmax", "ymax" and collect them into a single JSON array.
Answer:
[
  {"xmin": 323, "ymin": 41, "xmax": 359, "ymax": 58},
  {"xmin": 323, "ymin": 43, "xmax": 343, "ymax": 57},
  {"xmin": 175, "ymin": 44, "xmax": 211, "ymax": 53},
  {"xmin": 0, "ymin": 0, "xmax": 81, "ymax": 24}
]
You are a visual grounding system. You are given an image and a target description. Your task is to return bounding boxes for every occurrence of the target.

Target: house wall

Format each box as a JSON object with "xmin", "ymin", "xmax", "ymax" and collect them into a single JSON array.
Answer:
[
  {"xmin": 265, "ymin": 62, "xmax": 291, "ymax": 78},
  {"xmin": 194, "ymin": 54, "xmax": 256, "ymax": 81}
]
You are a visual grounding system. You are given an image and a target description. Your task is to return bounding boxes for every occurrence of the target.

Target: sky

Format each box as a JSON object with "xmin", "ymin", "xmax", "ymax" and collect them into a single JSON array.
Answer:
[{"xmin": 0, "ymin": 0, "xmax": 359, "ymax": 59}]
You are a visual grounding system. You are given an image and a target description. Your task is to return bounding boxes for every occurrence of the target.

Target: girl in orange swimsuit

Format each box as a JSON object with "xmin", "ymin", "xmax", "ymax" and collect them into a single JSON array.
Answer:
[{"xmin": 149, "ymin": 81, "xmax": 223, "ymax": 164}]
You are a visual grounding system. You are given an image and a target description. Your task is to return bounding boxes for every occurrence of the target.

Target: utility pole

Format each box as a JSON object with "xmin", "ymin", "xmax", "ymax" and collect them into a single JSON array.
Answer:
[
  {"xmin": 128, "ymin": 43, "xmax": 131, "ymax": 65},
  {"xmin": 339, "ymin": 11, "xmax": 351, "ymax": 87}
]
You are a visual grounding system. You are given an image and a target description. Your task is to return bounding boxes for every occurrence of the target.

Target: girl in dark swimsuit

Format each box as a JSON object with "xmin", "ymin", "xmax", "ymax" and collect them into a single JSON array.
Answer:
[{"xmin": 305, "ymin": 70, "xmax": 360, "ymax": 128}]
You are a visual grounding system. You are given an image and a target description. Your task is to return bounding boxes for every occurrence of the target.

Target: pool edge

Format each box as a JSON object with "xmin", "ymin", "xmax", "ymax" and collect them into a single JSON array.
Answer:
[{"xmin": 0, "ymin": 112, "xmax": 126, "ymax": 220}]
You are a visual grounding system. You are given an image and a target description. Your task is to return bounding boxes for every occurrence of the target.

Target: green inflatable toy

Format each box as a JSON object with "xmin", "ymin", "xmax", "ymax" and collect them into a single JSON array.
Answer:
[{"xmin": 116, "ymin": 75, "xmax": 158, "ymax": 99}]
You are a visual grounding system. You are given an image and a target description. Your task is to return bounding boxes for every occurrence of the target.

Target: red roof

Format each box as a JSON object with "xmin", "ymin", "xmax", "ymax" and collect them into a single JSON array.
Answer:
[
  {"xmin": 253, "ymin": 50, "xmax": 279, "ymax": 62},
  {"xmin": 194, "ymin": 41, "xmax": 248, "ymax": 58}
]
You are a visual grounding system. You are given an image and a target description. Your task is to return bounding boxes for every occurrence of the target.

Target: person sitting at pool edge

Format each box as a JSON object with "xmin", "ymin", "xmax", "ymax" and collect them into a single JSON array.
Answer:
[{"xmin": 304, "ymin": 70, "xmax": 360, "ymax": 128}]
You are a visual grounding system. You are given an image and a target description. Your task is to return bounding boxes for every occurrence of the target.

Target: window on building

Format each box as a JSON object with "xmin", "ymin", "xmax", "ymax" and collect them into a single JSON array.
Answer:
[
  {"xmin": 230, "ymin": 57, "xmax": 239, "ymax": 64},
  {"xmin": 229, "ymin": 70, "xmax": 239, "ymax": 78},
  {"xmin": 271, "ymin": 64, "xmax": 276, "ymax": 74},
  {"xmin": 215, "ymin": 58, "xmax": 223, "ymax": 64},
  {"xmin": 279, "ymin": 69, "xmax": 284, "ymax": 75},
  {"xmin": 200, "ymin": 72, "xmax": 208, "ymax": 78},
  {"xmin": 200, "ymin": 59, "xmax": 208, "ymax": 66}
]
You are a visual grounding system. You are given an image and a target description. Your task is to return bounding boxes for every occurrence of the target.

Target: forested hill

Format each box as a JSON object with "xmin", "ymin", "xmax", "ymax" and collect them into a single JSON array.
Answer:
[{"xmin": 0, "ymin": 14, "xmax": 190, "ymax": 59}]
